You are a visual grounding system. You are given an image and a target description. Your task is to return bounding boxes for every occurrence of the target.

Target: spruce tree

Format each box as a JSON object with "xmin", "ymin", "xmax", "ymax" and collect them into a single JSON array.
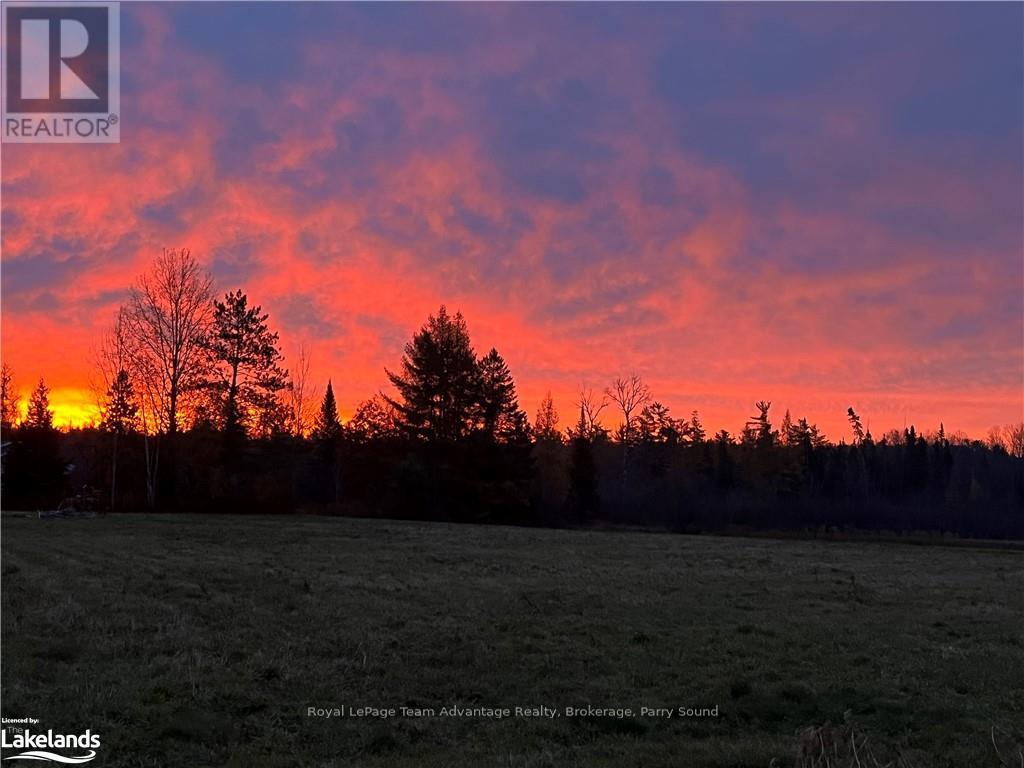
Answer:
[
  {"xmin": 386, "ymin": 306, "xmax": 480, "ymax": 441},
  {"xmin": 25, "ymin": 378, "xmax": 54, "ymax": 430},
  {"xmin": 100, "ymin": 369, "xmax": 139, "ymax": 511},
  {"xmin": 101, "ymin": 369, "xmax": 139, "ymax": 435},
  {"xmin": 6, "ymin": 378, "xmax": 65, "ymax": 507},
  {"xmin": 477, "ymin": 348, "xmax": 529, "ymax": 444},
  {"xmin": 313, "ymin": 380, "xmax": 341, "ymax": 441},
  {"xmin": 312, "ymin": 380, "xmax": 342, "ymax": 504},
  {"xmin": 688, "ymin": 410, "xmax": 706, "ymax": 443},
  {"xmin": 567, "ymin": 405, "xmax": 598, "ymax": 519}
]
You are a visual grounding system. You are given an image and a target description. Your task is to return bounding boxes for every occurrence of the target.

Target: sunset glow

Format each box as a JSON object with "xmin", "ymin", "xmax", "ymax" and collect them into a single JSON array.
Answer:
[{"xmin": 2, "ymin": 3, "xmax": 1022, "ymax": 437}]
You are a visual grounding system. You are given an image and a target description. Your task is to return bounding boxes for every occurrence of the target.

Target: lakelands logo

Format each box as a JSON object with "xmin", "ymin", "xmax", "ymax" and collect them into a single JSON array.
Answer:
[
  {"xmin": 2, "ymin": 1, "xmax": 120, "ymax": 142},
  {"xmin": 0, "ymin": 722, "xmax": 100, "ymax": 764}
]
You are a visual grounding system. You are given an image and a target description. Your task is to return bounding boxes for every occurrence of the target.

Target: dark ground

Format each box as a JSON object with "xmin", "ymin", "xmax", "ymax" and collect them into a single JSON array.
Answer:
[{"xmin": 2, "ymin": 513, "xmax": 1022, "ymax": 766}]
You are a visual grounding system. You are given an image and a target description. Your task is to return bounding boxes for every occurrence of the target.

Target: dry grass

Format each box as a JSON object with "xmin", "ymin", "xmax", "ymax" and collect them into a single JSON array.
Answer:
[
  {"xmin": 2, "ymin": 513, "xmax": 1022, "ymax": 767},
  {"xmin": 790, "ymin": 716, "xmax": 920, "ymax": 768}
]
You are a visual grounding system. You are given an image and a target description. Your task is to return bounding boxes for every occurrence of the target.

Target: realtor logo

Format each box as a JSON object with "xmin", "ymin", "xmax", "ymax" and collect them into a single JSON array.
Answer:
[{"xmin": 2, "ymin": 2, "xmax": 120, "ymax": 142}]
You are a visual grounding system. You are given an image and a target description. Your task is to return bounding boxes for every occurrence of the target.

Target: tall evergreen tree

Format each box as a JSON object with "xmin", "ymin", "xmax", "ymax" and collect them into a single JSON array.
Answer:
[
  {"xmin": 205, "ymin": 289, "xmax": 288, "ymax": 437},
  {"xmin": 567, "ymin": 405, "xmax": 599, "ymax": 518},
  {"xmin": 847, "ymin": 407, "xmax": 865, "ymax": 444},
  {"xmin": 793, "ymin": 417, "xmax": 827, "ymax": 449},
  {"xmin": 688, "ymin": 410, "xmax": 706, "ymax": 443},
  {"xmin": 312, "ymin": 380, "xmax": 342, "ymax": 504},
  {"xmin": 477, "ymin": 348, "xmax": 529, "ymax": 444},
  {"xmin": 781, "ymin": 409, "xmax": 795, "ymax": 446},
  {"xmin": 25, "ymin": 379, "xmax": 54, "ymax": 430},
  {"xmin": 101, "ymin": 369, "xmax": 139, "ymax": 435},
  {"xmin": 386, "ymin": 306, "xmax": 480, "ymax": 441},
  {"xmin": 6, "ymin": 378, "xmax": 65, "ymax": 507},
  {"xmin": 100, "ymin": 369, "xmax": 139, "ymax": 510},
  {"xmin": 743, "ymin": 401, "xmax": 775, "ymax": 447},
  {"xmin": 313, "ymin": 380, "xmax": 342, "ymax": 441},
  {"xmin": 638, "ymin": 402, "xmax": 684, "ymax": 444}
]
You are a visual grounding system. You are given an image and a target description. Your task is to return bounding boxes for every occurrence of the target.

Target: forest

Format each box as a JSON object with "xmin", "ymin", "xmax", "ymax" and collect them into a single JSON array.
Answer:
[{"xmin": 2, "ymin": 249, "xmax": 1022, "ymax": 539}]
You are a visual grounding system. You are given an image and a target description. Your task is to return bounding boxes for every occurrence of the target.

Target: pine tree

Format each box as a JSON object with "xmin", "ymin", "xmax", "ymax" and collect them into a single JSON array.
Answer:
[
  {"xmin": 688, "ymin": 410, "xmax": 705, "ymax": 443},
  {"xmin": 847, "ymin": 407, "xmax": 865, "ymax": 444},
  {"xmin": 205, "ymin": 289, "xmax": 288, "ymax": 437},
  {"xmin": 5, "ymin": 377, "xmax": 65, "ymax": 507},
  {"xmin": 781, "ymin": 409, "xmax": 796, "ymax": 446},
  {"xmin": 25, "ymin": 378, "xmax": 54, "ymax": 430},
  {"xmin": 386, "ymin": 306, "xmax": 480, "ymax": 441},
  {"xmin": 533, "ymin": 391, "xmax": 560, "ymax": 443},
  {"xmin": 567, "ymin": 404, "xmax": 598, "ymax": 519},
  {"xmin": 313, "ymin": 380, "xmax": 341, "ymax": 441},
  {"xmin": 100, "ymin": 369, "xmax": 139, "ymax": 511},
  {"xmin": 477, "ymin": 348, "xmax": 529, "ymax": 444},
  {"xmin": 798, "ymin": 418, "xmax": 827, "ymax": 449},
  {"xmin": 638, "ymin": 402, "xmax": 683, "ymax": 444},
  {"xmin": 743, "ymin": 401, "xmax": 774, "ymax": 447},
  {"xmin": 101, "ymin": 369, "xmax": 139, "ymax": 435}
]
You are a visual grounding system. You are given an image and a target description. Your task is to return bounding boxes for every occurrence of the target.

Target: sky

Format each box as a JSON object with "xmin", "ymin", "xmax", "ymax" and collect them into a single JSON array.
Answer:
[{"xmin": 2, "ymin": 2, "xmax": 1022, "ymax": 439}]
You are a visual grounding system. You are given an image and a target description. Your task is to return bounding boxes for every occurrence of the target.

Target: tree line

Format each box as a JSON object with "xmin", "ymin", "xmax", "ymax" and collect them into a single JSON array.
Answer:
[{"xmin": 2, "ymin": 249, "xmax": 1022, "ymax": 539}]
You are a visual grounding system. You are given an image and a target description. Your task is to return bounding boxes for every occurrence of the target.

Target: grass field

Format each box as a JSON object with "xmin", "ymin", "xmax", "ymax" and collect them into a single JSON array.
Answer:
[{"xmin": 2, "ymin": 514, "xmax": 1022, "ymax": 767}]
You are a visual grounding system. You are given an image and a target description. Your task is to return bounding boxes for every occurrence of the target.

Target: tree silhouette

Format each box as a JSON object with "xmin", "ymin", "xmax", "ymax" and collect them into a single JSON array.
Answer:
[
  {"xmin": 6, "ymin": 378, "xmax": 65, "ymax": 507},
  {"xmin": 847, "ymin": 407, "xmax": 865, "ymax": 444},
  {"xmin": 101, "ymin": 370, "xmax": 139, "ymax": 435},
  {"xmin": 312, "ymin": 380, "xmax": 342, "ymax": 504},
  {"xmin": 25, "ymin": 378, "xmax": 54, "ymax": 430},
  {"xmin": 743, "ymin": 401, "xmax": 775, "ymax": 447},
  {"xmin": 688, "ymin": 410, "xmax": 706, "ymax": 443},
  {"xmin": 638, "ymin": 402, "xmax": 684, "ymax": 445},
  {"xmin": 123, "ymin": 248, "xmax": 213, "ymax": 436},
  {"xmin": 1006, "ymin": 423, "xmax": 1024, "ymax": 459},
  {"xmin": 567, "ymin": 403, "xmax": 599, "ymax": 519},
  {"xmin": 477, "ymin": 348, "xmax": 529, "ymax": 444},
  {"xmin": 386, "ymin": 306, "xmax": 480, "ymax": 442},
  {"xmin": 793, "ymin": 417, "xmax": 827, "ymax": 449},
  {"xmin": 205, "ymin": 289, "xmax": 288, "ymax": 438},
  {"xmin": 572, "ymin": 386, "xmax": 609, "ymax": 441},
  {"xmin": 122, "ymin": 249, "xmax": 213, "ymax": 507},
  {"xmin": 608, "ymin": 374, "xmax": 651, "ymax": 445},
  {"xmin": 533, "ymin": 391, "xmax": 560, "ymax": 443},
  {"xmin": 347, "ymin": 394, "xmax": 400, "ymax": 442},
  {"xmin": 780, "ymin": 409, "xmax": 795, "ymax": 446},
  {"xmin": 100, "ymin": 369, "xmax": 139, "ymax": 510},
  {"xmin": 285, "ymin": 343, "xmax": 317, "ymax": 437},
  {"xmin": 1, "ymin": 363, "xmax": 19, "ymax": 431},
  {"xmin": 313, "ymin": 380, "xmax": 341, "ymax": 441}
]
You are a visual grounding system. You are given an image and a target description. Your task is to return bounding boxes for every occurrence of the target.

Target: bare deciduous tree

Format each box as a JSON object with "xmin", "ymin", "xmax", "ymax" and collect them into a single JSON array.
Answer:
[
  {"xmin": 606, "ymin": 373, "xmax": 651, "ymax": 444},
  {"xmin": 1, "ymin": 362, "xmax": 19, "ymax": 431},
  {"xmin": 1003, "ymin": 423, "xmax": 1024, "ymax": 459},
  {"xmin": 573, "ymin": 386, "xmax": 609, "ymax": 440},
  {"xmin": 123, "ymin": 248, "xmax": 213, "ymax": 436},
  {"xmin": 121, "ymin": 249, "xmax": 213, "ymax": 507},
  {"xmin": 285, "ymin": 342, "xmax": 319, "ymax": 437}
]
